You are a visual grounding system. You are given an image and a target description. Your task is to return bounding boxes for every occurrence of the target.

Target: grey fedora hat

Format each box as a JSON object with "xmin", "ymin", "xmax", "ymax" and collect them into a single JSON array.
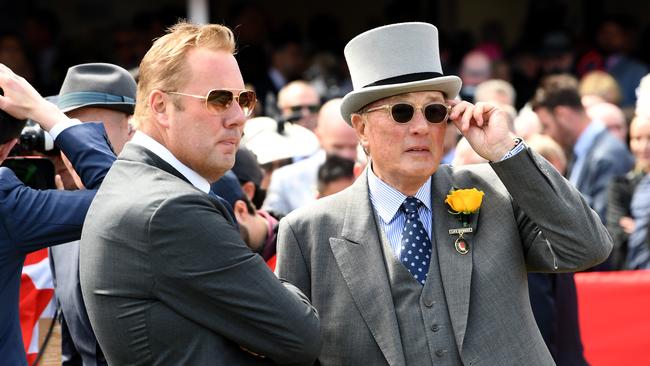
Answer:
[
  {"xmin": 340, "ymin": 22, "xmax": 462, "ymax": 124},
  {"xmin": 57, "ymin": 63, "xmax": 137, "ymax": 114}
]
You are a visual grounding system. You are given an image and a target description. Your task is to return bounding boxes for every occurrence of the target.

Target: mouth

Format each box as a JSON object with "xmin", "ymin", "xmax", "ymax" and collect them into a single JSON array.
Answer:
[
  {"xmin": 220, "ymin": 136, "xmax": 239, "ymax": 144},
  {"xmin": 218, "ymin": 138, "xmax": 240, "ymax": 150},
  {"xmin": 405, "ymin": 146, "xmax": 431, "ymax": 153}
]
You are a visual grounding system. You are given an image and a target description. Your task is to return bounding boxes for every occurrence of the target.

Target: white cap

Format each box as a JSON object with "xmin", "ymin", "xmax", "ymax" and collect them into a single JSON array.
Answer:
[{"xmin": 242, "ymin": 117, "xmax": 320, "ymax": 165}]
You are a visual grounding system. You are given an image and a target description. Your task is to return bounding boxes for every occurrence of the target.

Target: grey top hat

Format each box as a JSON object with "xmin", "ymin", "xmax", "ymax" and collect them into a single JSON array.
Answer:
[
  {"xmin": 57, "ymin": 63, "xmax": 137, "ymax": 114},
  {"xmin": 340, "ymin": 22, "xmax": 462, "ymax": 123}
]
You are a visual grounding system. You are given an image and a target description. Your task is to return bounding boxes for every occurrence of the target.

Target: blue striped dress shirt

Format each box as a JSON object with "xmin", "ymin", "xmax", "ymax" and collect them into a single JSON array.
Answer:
[{"xmin": 367, "ymin": 168, "xmax": 433, "ymax": 261}]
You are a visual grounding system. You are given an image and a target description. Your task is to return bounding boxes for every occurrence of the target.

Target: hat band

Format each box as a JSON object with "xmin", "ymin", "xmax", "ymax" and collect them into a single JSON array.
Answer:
[
  {"xmin": 57, "ymin": 91, "xmax": 135, "ymax": 110},
  {"xmin": 364, "ymin": 72, "xmax": 443, "ymax": 88}
]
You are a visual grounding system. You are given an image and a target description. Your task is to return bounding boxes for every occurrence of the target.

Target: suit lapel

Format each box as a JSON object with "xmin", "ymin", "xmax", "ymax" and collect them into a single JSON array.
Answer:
[
  {"xmin": 431, "ymin": 166, "xmax": 474, "ymax": 351},
  {"xmin": 120, "ymin": 143, "xmax": 191, "ymax": 184},
  {"xmin": 120, "ymin": 143, "xmax": 234, "ymax": 224},
  {"xmin": 329, "ymin": 171, "xmax": 406, "ymax": 366}
]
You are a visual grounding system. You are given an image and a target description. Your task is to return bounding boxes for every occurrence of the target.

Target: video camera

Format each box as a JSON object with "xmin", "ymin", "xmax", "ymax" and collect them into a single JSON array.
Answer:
[
  {"xmin": 11, "ymin": 95, "xmax": 57, "ymax": 156},
  {"xmin": 21, "ymin": 95, "xmax": 58, "ymax": 154},
  {"xmin": 0, "ymin": 88, "xmax": 56, "ymax": 189},
  {"xmin": 19, "ymin": 120, "xmax": 55, "ymax": 153}
]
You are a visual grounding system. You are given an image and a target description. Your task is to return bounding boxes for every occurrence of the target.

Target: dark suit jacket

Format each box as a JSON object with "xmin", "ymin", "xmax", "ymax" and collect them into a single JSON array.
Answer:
[
  {"xmin": 277, "ymin": 148, "xmax": 612, "ymax": 365},
  {"xmin": 0, "ymin": 123, "xmax": 114, "ymax": 366},
  {"xmin": 606, "ymin": 171, "xmax": 645, "ymax": 270},
  {"xmin": 79, "ymin": 142, "xmax": 321, "ymax": 365},
  {"xmin": 571, "ymin": 129, "xmax": 633, "ymax": 224},
  {"xmin": 528, "ymin": 273, "xmax": 588, "ymax": 366}
]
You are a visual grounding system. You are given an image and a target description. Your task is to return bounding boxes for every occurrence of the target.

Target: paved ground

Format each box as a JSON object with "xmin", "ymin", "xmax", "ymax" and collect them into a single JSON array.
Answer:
[{"xmin": 38, "ymin": 320, "xmax": 61, "ymax": 366}]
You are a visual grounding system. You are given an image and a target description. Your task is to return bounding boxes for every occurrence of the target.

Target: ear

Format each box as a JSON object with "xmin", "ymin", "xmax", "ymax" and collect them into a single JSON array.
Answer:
[
  {"xmin": 552, "ymin": 106, "xmax": 573, "ymax": 122},
  {"xmin": 353, "ymin": 161, "xmax": 366, "ymax": 178},
  {"xmin": 350, "ymin": 114, "xmax": 370, "ymax": 153},
  {"xmin": 233, "ymin": 200, "xmax": 249, "ymax": 223},
  {"xmin": 148, "ymin": 90, "xmax": 172, "ymax": 128},
  {"xmin": 241, "ymin": 181, "xmax": 256, "ymax": 201},
  {"xmin": 0, "ymin": 138, "xmax": 18, "ymax": 162}
]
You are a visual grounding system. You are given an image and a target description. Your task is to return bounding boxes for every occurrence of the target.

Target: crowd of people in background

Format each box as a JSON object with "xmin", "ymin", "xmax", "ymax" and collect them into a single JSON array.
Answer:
[{"xmin": 1, "ymin": 3, "xmax": 649, "ymax": 365}]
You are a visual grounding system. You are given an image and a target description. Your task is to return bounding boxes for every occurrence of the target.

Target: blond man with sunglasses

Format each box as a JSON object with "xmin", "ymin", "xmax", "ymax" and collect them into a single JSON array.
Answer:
[
  {"xmin": 276, "ymin": 22, "xmax": 611, "ymax": 365},
  {"xmin": 79, "ymin": 22, "xmax": 320, "ymax": 365}
]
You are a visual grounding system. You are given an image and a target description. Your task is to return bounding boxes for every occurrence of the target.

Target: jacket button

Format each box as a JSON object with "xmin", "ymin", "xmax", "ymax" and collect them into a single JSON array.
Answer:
[
  {"xmin": 431, "ymin": 324, "xmax": 440, "ymax": 332},
  {"xmin": 435, "ymin": 349, "xmax": 445, "ymax": 357},
  {"xmin": 424, "ymin": 298, "xmax": 434, "ymax": 307}
]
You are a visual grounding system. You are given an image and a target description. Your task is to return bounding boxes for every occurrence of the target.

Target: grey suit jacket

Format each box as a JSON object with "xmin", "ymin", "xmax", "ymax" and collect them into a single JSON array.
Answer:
[
  {"xmin": 80, "ymin": 143, "xmax": 321, "ymax": 365},
  {"xmin": 572, "ymin": 129, "xmax": 633, "ymax": 223},
  {"xmin": 276, "ymin": 148, "xmax": 612, "ymax": 366}
]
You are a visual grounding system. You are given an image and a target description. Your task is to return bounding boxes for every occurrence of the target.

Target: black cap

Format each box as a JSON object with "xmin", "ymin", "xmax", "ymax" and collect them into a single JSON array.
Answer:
[
  {"xmin": 232, "ymin": 147, "xmax": 264, "ymax": 186},
  {"xmin": 210, "ymin": 171, "xmax": 245, "ymax": 209}
]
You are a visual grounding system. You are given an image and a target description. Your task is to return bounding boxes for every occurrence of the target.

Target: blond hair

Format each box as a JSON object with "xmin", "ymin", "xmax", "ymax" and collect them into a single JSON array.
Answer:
[
  {"xmin": 579, "ymin": 70, "xmax": 622, "ymax": 105},
  {"xmin": 474, "ymin": 79, "xmax": 516, "ymax": 106},
  {"xmin": 132, "ymin": 21, "xmax": 236, "ymax": 128},
  {"xmin": 527, "ymin": 134, "xmax": 567, "ymax": 174}
]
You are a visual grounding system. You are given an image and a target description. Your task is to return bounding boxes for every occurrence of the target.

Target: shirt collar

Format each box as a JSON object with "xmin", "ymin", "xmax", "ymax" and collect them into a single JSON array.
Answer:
[
  {"xmin": 574, "ymin": 121, "xmax": 605, "ymax": 158},
  {"xmin": 367, "ymin": 164, "xmax": 432, "ymax": 224},
  {"xmin": 129, "ymin": 131, "xmax": 211, "ymax": 194}
]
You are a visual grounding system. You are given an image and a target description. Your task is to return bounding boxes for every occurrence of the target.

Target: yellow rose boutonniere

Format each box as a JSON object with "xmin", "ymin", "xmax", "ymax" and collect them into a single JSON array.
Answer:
[
  {"xmin": 445, "ymin": 188, "xmax": 485, "ymax": 215},
  {"xmin": 446, "ymin": 187, "xmax": 484, "ymax": 255}
]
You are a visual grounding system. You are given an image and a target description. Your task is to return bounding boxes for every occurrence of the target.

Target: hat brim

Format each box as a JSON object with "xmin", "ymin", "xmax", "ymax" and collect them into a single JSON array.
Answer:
[
  {"xmin": 340, "ymin": 75, "xmax": 462, "ymax": 124},
  {"xmin": 242, "ymin": 117, "xmax": 321, "ymax": 165},
  {"xmin": 59, "ymin": 102, "xmax": 135, "ymax": 115}
]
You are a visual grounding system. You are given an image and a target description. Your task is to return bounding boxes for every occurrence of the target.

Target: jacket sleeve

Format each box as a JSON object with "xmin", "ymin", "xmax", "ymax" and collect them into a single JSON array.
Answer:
[
  {"xmin": 605, "ymin": 175, "xmax": 634, "ymax": 269},
  {"xmin": 0, "ymin": 169, "xmax": 96, "ymax": 252},
  {"xmin": 148, "ymin": 193, "xmax": 321, "ymax": 365},
  {"xmin": 490, "ymin": 147, "xmax": 613, "ymax": 272},
  {"xmin": 55, "ymin": 122, "xmax": 116, "ymax": 189},
  {"xmin": 275, "ymin": 217, "xmax": 312, "ymax": 299},
  {"xmin": 0, "ymin": 122, "xmax": 115, "ymax": 252}
]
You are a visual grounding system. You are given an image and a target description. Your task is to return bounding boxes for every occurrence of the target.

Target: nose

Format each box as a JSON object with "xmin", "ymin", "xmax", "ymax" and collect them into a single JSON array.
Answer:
[
  {"xmin": 408, "ymin": 108, "xmax": 429, "ymax": 134},
  {"xmin": 640, "ymin": 137, "xmax": 650, "ymax": 151},
  {"xmin": 224, "ymin": 101, "xmax": 247, "ymax": 128}
]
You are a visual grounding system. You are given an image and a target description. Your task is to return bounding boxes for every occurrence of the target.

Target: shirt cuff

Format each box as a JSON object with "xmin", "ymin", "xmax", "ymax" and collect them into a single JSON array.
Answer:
[
  {"xmin": 499, "ymin": 138, "xmax": 526, "ymax": 161},
  {"xmin": 48, "ymin": 118, "xmax": 82, "ymax": 141}
]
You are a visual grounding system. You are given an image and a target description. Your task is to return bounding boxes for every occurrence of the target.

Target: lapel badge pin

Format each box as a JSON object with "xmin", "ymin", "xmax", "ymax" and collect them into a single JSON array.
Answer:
[{"xmin": 449, "ymin": 227, "xmax": 472, "ymax": 255}]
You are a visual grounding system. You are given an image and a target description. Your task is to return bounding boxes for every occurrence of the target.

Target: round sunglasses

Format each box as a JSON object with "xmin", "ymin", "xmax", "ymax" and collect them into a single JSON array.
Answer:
[
  {"xmin": 363, "ymin": 102, "xmax": 451, "ymax": 124},
  {"xmin": 166, "ymin": 89, "xmax": 257, "ymax": 117}
]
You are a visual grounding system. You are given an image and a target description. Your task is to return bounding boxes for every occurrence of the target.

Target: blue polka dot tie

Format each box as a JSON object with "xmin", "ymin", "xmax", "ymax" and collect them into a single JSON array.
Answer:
[{"xmin": 400, "ymin": 196, "xmax": 432, "ymax": 285}]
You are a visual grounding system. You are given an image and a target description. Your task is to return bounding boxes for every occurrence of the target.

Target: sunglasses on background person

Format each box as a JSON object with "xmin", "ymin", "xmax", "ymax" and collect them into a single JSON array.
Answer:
[
  {"xmin": 165, "ymin": 89, "xmax": 257, "ymax": 117},
  {"xmin": 288, "ymin": 104, "xmax": 320, "ymax": 114},
  {"xmin": 362, "ymin": 102, "xmax": 451, "ymax": 124}
]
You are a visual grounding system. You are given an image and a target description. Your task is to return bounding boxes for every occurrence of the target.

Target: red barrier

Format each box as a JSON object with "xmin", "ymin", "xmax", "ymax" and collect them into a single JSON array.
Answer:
[{"xmin": 575, "ymin": 270, "xmax": 650, "ymax": 366}]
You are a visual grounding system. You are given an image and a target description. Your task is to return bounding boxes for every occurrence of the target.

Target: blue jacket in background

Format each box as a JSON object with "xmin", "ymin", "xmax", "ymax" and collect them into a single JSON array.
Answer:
[{"xmin": 0, "ymin": 122, "xmax": 115, "ymax": 366}]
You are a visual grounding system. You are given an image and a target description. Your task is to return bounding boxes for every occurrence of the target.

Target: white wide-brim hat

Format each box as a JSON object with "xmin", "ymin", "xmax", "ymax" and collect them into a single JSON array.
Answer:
[
  {"xmin": 242, "ymin": 117, "xmax": 320, "ymax": 165},
  {"xmin": 340, "ymin": 22, "xmax": 462, "ymax": 124}
]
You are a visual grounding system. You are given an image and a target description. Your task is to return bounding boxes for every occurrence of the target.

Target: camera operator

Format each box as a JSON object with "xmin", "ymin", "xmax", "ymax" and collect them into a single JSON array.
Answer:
[
  {"xmin": 12, "ymin": 97, "xmax": 81, "ymax": 191},
  {"xmin": 0, "ymin": 63, "xmax": 115, "ymax": 366},
  {"xmin": 49, "ymin": 62, "xmax": 136, "ymax": 366}
]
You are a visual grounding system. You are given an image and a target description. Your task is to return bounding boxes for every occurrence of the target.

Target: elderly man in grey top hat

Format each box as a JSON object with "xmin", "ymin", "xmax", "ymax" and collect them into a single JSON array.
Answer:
[
  {"xmin": 49, "ymin": 62, "xmax": 135, "ymax": 366},
  {"xmin": 275, "ymin": 22, "xmax": 612, "ymax": 365}
]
